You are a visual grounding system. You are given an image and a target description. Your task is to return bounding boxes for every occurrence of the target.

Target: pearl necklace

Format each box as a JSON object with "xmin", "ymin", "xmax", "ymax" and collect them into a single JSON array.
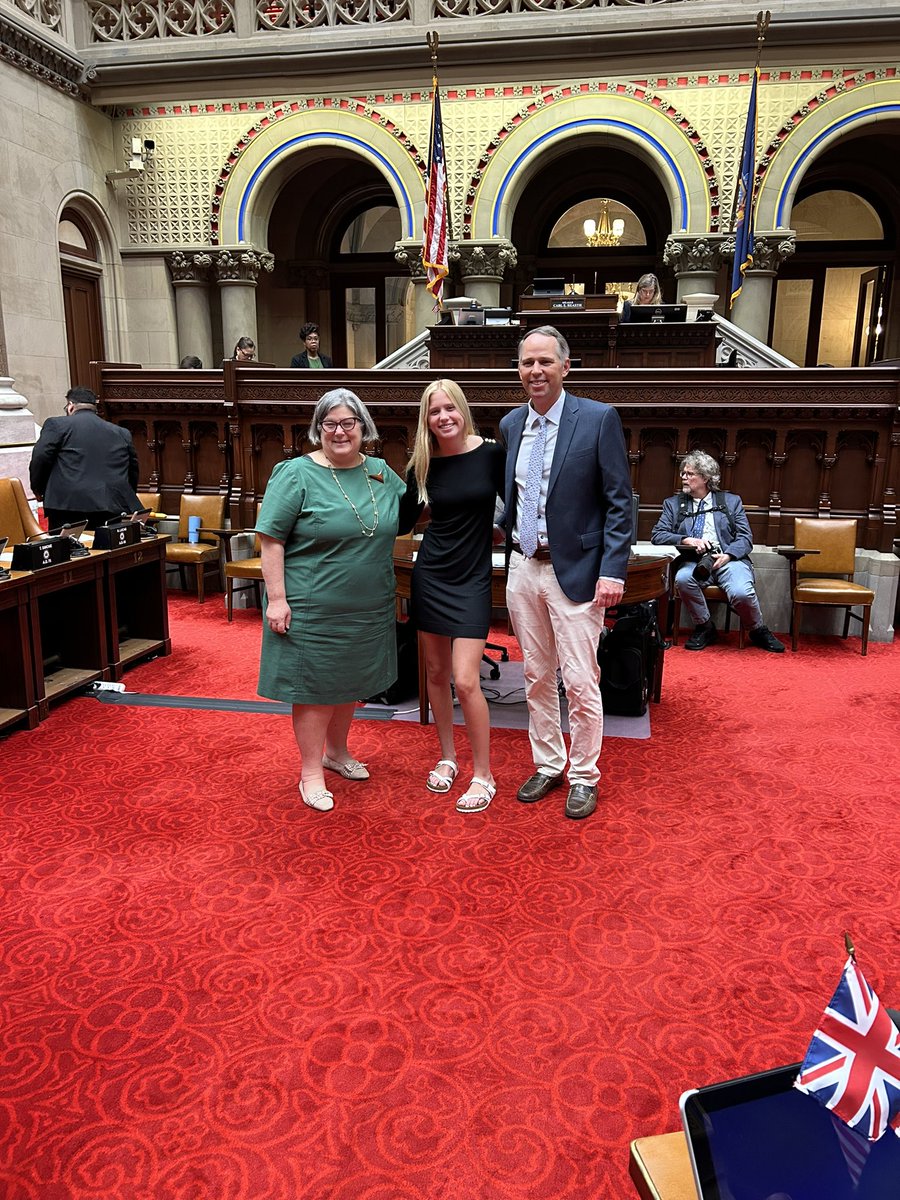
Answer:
[{"xmin": 328, "ymin": 454, "xmax": 379, "ymax": 538}]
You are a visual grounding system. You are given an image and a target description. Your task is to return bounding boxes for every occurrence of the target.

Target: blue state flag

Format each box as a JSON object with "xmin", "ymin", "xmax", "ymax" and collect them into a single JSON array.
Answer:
[{"xmin": 730, "ymin": 66, "xmax": 759, "ymax": 308}]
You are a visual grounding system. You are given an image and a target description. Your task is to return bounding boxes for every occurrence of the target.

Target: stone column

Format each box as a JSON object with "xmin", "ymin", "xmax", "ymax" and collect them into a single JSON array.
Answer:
[
  {"xmin": 394, "ymin": 240, "xmax": 441, "ymax": 334},
  {"xmin": 166, "ymin": 251, "xmax": 213, "ymax": 368},
  {"xmin": 214, "ymin": 248, "xmax": 274, "ymax": 361},
  {"xmin": 456, "ymin": 239, "xmax": 518, "ymax": 309},
  {"xmin": 728, "ymin": 231, "xmax": 796, "ymax": 344},
  {"xmin": 663, "ymin": 234, "xmax": 729, "ymax": 307},
  {"xmin": 0, "ymin": 377, "xmax": 38, "ymax": 496}
]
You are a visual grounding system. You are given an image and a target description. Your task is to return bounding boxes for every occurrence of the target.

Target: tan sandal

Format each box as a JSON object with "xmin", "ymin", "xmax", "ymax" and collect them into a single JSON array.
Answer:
[
  {"xmin": 456, "ymin": 776, "xmax": 496, "ymax": 814},
  {"xmin": 426, "ymin": 759, "xmax": 458, "ymax": 794}
]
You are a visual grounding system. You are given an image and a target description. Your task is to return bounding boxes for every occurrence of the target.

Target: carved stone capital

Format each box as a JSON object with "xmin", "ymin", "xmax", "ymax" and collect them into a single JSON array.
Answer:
[
  {"xmin": 747, "ymin": 233, "xmax": 797, "ymax": 274},
  {"xmin": 214, "ymin": 248, "xmax": 275, "ymax": 285},
  {"xmin": 456, "ymin": 239, "xmax": 518, "ymax": 282},
  {"xmin": 166, "ymin": 250, "xmax": 213, "ymax": 285},
  {"xmin": 394, "ymin": 240, "xmax": 428, "ymax": 282},
  {"xmin": 663, "ymin": 234, "xmax": 730, "ymax": 274}
]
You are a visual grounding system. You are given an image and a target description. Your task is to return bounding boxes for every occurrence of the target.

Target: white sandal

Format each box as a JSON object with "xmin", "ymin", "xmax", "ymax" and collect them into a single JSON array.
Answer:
[
  {"xmin": 426, "ymin": 759, "xmax": 458, "ymax": 794},
  {"xmin": 456, "ymin": 777, "xmax": 496, "ymax": 814},
  {"xmin": 299, "ymin": 781, "xmax": 334, "ymax": 812},
  {"xmin": 322, "ymin": 754, "xmax": 369, "ymax": 781}
]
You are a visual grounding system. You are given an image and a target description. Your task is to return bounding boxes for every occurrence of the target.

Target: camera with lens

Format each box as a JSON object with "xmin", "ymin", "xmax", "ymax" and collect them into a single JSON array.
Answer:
[{"xmin": 692, "ymin": 544, "xmax": 721, "ymax": 582}]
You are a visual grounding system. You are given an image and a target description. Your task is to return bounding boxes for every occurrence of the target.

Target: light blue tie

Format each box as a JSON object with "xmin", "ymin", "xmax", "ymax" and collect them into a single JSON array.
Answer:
[{"xmin": 519, "ymin": 415, "xmax": 547, "ymax": 558}]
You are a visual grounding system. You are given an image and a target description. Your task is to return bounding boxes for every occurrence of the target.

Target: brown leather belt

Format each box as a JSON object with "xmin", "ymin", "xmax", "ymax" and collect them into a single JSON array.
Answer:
[{"xmin": 512, "ymin": 544, "xmax": 552, "ymax": 562}]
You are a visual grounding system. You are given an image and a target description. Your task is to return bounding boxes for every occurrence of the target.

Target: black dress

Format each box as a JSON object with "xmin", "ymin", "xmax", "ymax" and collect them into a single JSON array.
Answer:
[{"xmin": 400, "ymin": 440, "xmax": 506, "ymax": 639}]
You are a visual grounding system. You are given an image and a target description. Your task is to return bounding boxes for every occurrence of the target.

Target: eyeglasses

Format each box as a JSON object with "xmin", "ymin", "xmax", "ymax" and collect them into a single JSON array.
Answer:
[
  {"xmin": 321, "ymin": 417, "xmax": 360, "ymax": 433},
  {"xmin": 681, "ymin": 471, "xmax": 700, "ymax": 479}
]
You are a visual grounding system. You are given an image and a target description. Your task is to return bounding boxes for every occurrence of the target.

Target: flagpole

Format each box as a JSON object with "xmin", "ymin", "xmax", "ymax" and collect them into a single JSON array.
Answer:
[
  {"xmin": 426, "ymin": 31, "xmax": 453, "ymax": 243},
  {"xmin": 728, "ymin": 10, "xmax": 771, "ymax": 308},
  {"xmin": 422, "ymin": 30, "xmax": 451, "ymax": 311},
  {"xmin": 729, "ymin": 11, "xmax": 770, "ymax": 233}
]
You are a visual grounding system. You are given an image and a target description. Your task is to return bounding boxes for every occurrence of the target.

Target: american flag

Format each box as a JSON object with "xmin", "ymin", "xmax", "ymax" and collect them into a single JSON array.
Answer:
[
  {"xmin": 729, "ymin": 64, "xmax": 759, "ymax": 308},
  {"xmin": 422, "ymin": 74, "xmax": 449, "ymax": 309},
  {"xmin": 795, "ymin": 956, "xmax": 900, "ymax": 1142}
]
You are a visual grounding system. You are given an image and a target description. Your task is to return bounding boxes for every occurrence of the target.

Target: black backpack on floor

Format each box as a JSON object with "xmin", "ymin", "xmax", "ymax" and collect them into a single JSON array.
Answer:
[{"xmin": 598, "ymin": 601, "xmax": 664, "ymax": 717}]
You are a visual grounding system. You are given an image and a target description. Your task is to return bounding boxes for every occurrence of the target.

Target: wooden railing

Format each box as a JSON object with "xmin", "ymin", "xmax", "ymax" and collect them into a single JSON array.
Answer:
[{"xmin": 94, "ymin": 362, "xmax": 900, "ymax": 552}]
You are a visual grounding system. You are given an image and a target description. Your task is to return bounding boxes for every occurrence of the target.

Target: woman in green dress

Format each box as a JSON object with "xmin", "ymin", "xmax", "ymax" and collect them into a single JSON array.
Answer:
[{"xmin": 257, "ymin": 388, "xmax": 406, "ymax": 812}]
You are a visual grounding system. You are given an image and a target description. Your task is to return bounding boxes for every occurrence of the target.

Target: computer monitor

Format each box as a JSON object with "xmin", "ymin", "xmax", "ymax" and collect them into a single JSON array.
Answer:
[
  {"xmin": 624, "ymin": 303, "xmax": 687, "ymax": 324},
  {"xmin": 532, "ymin": 277, "xmax": 566, "ymax": 296}
]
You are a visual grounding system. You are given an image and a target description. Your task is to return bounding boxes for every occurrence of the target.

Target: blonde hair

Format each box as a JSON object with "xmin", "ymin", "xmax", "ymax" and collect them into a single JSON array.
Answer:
[{"xmin": 407, "ymin": 379, "xmax": 476, "ymax": 504}]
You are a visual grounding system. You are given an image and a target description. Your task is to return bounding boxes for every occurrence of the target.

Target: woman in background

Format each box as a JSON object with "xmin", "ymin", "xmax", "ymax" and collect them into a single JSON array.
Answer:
[
  {"xmin": 631, "ymin": 273, "xmax": 662, "ymax": 305},
  {"xmin": 233, "ymin": 337, "xmax": 256, "ymax": 361},
  {"xmin": 402, "ymin": 379, "xmax": 506, "ymax": 813},
  {"xmin": 257, "ymin": 388, "xmax": 406, "ymax": 812}
]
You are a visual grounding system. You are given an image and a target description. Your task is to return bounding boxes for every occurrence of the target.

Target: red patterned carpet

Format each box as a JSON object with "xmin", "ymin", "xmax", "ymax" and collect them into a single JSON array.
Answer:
[{"xmin": 2, "ymin": 595, "xmax": 899, "ymax": 1199}]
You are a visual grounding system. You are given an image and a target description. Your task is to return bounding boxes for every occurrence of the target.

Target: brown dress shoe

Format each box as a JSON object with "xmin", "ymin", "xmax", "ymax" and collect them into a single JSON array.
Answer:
[
  {"xmin": 517, "ymin": 771, "xmax": 565, "ymax": 803},
  {"xmin": 565, "ymin": 783, "xmax": 597, "ymax": 820}
]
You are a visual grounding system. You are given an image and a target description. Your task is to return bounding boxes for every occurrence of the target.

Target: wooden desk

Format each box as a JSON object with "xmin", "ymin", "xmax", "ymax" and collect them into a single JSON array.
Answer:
[
  {"xmin": 25, "ymin": 553, "xmax": 109, "ymax": 720},
  {"xmin": 630, "ymin": 1132, "xmax": 697, "ymax": 1200},
  {"xmin": 0, "ymin": 572, "xmax": 39, "ymax": 732},
  {"xmin": 393, "ymin": 547, "xmax": 670, "ymax": 724},
  {"xmin": 103, "ymin": 535, "xmax": 171, "ymax": 678},
  {"xmin": 0, "ymin": 533, "xmax": 171, "ymax": 729}
]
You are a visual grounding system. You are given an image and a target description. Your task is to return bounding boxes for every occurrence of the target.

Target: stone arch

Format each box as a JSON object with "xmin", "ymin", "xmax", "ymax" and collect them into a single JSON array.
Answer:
[
  {"xmin": 467, "ymin": 89, "xmax": 716, "ymax": 242},
  {"xmin": 213, "ymin": 103, "xmax": 426, "ymax": 248},
  {"xmin": 757, "ymin": 76, "xmax": 900, "ymax": 230},
  {"xmin": 56, "ymin": 190, "xmax": 126, "ymax": 362}
]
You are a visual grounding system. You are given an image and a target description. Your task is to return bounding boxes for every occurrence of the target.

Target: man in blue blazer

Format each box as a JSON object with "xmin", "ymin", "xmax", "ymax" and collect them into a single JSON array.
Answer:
[
  {"xmin": 499, "ymin": 326, "xmax": 633, "ymax": 820},
  {"xmin": 651, "ymin": 450, "xmax": 783, "ymax": 652}
]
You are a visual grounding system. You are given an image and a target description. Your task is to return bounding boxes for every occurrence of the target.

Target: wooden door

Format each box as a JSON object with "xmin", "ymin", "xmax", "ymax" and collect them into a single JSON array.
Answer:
[{"xmin": 61, "ymin": 268, "xmax": 105, "ymax": 388}]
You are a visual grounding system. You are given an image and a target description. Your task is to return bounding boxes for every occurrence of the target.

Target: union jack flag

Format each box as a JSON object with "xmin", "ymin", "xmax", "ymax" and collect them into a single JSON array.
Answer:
[
  {"xmin": 422, "ymin": 74, "xmax": 449, "ymax": 310},
  {"xmin": 795, "ymin": 956, "xmax": 900, "ymax": 1142}
]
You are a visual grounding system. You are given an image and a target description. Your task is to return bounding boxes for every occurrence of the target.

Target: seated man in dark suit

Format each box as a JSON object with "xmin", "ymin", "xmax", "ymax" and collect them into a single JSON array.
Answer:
[
  {"xmin": 290, "ymin": 323, "xmax": 333, "ymax": 369},
  {"xmin": 29, "ymin": 386, "xmax": 141, "ymax": 531},
  {"xmin": 651, "ymin": 450, "xmax": 784, "ymax": 652}
]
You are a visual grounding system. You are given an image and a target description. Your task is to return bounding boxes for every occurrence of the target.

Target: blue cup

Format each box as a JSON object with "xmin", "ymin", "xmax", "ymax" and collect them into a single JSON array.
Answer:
[{"xmin": 188, "ymin": 515, "xmax": 201, "ymax": 544}]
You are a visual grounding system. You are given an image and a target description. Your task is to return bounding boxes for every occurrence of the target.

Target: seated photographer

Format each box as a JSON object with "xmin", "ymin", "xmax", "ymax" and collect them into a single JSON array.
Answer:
[{"xmin": 650, "ymin": 451, "xmax": 784, "ymax": 653}]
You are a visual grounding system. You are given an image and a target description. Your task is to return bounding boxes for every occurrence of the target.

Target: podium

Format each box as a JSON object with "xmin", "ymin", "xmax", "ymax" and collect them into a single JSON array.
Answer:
[{"xmin": 429, "ymin": 297, "xmax": 716, "ymax": 370}]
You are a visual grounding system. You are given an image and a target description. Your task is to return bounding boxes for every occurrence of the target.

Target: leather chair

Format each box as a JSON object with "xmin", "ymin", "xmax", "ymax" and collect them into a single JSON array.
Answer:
[
  {"xmin": 165, "ymin": 493, "xmax": 226, "ymax": 603},
  {"xmin": 789, "ymin": 517, "xmax": 874, "ymax": 655},
  {"xmin": 671, "ymin": 584, "xmax": 745, "ymax": 649},
  {"xmin": 137, "ymin": 491, "xmax": 162, "ymax": 514},
  {"xmin": 0, "ymin": 477, "xmax": 42, "ymax": 544}
]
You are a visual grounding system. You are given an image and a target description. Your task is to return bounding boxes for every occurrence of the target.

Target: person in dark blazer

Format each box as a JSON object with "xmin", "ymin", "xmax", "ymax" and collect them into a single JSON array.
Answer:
[
  {"xmin": 499, "ymin": 325, "xmax": 633, "ymax": 820},
  {"xmin": 290, "ymin": 323, "xmax": 333, "ymax": 369},
  {"xmin": 651, "ymin": 450, "xmax": 784, "ymax": 652},
  {"xmin": 29, "ymin": 386, "xmax": 141, "ymax": 531}
]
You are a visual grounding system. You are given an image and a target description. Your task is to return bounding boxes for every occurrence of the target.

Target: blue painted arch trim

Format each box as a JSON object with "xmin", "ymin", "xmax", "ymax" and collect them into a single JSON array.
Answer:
[
  {"xmin": 236, "ymin": 132, "xmax": 416, "ymax": 243},
  {"xmin": 775, "ymin": 103, "xmax": 900, "ymax": 228},
  {"xmin": 490, "ymin": 118, "xmax": 691, "ymax": 238}
]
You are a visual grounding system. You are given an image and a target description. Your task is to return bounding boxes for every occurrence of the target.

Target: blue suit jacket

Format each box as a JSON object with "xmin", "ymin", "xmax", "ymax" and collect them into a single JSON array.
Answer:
[
  {"xmin": 499, "ymin": 391, "xmax": 633, "ymax": 602},
  {"xmin": 650, "ymin": 490, "xmax": 754, "ymax": 560}
]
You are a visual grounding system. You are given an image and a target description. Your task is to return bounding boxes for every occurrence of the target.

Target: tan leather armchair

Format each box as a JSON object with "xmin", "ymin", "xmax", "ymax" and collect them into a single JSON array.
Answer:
[
  {"xmin": 0, "ymin": 477, "xmax": 42, "ymax": 544},
  {"xmin": 165, "ymin": 493, "xmax": 226, "ymax": 603},
  {"xmin": 789, "ymin": 517, "xmax": 875, "ymax": 655}
]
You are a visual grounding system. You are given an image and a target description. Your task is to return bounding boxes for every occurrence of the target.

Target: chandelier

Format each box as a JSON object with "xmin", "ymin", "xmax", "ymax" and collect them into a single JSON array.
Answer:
[{"xmin": 583, "ymin": 199, "xmax": 625, "ymax": 248}]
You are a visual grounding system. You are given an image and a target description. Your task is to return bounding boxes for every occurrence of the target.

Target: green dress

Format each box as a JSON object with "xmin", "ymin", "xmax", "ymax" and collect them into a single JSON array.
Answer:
[{"xmin": 256, "ymin": 454, "xmax": 405, "ymax": 705}]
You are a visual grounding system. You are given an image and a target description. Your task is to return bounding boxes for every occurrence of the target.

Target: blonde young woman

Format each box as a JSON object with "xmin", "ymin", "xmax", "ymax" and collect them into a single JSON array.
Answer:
[{"xmin": 402, "ymin": 379, "xmax": 506, "ymax": 813}]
